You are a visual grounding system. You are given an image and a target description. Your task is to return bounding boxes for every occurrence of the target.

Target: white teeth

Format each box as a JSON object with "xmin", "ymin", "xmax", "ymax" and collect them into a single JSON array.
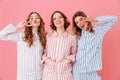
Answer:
[{"xmin": 56, "ymin": 22, "xmax": 61, "ymax": 25}]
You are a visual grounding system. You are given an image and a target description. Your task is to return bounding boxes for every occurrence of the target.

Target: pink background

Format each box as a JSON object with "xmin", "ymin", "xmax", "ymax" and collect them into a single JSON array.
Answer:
[{"xmin": 0, "ymin": 0, "xmax": 120, "ymax": 80}]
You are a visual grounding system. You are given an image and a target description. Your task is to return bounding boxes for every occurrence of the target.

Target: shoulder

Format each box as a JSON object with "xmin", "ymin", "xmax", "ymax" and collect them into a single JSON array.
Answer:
[
  {"xmin": 93, "ymin": 26, "xmax": 101, "ymax": 31},
  {"xmin": 46, "ymin": 29, "xmax": 54, "ymax": 37},
  {"xmin": 17, "ymin": 31, "xmax": 25, "ymax": 38},
  {"xmin": 67, "ymin": 30, "xmax": 75, "ymax": 36},
  {"xmin": 66, "ymin": 30, "xmax": 77, "ymax": 40}
]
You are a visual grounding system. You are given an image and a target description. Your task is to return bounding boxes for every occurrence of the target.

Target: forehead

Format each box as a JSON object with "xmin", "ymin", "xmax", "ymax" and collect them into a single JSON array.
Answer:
[
  {"xmin": 30, "ymin": 13, "xmax": 39, "ymax": 17},
  {"xmin": 53, "ymin": 13, "xmax": 62, "ymax": 18},
  {"xmin": 75, "ymin": 16, "xmax": 83, "ymax": 21}
]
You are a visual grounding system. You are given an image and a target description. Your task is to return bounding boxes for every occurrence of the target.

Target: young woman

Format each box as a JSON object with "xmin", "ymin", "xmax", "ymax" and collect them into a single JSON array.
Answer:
[
  {"xmin": 0, "ymin": 12, "xmax": 46, "ymax": 80},
  {"xmin": 72, "ymin": 11, "xmax": 117, "ymax": 80},
  {"xmin": 42, "ymin": 11, "xmax": 77, "ymax": 80}
]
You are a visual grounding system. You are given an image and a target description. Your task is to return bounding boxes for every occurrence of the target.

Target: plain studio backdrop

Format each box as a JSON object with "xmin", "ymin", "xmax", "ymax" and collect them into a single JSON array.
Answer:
[{"xmin": 0, "ymin": 0, "xmax": 120, "ymax": 80}]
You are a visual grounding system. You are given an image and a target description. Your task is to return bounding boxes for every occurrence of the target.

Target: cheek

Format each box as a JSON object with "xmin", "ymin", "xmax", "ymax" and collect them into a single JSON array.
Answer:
[
  {"xmin": 37, "ymin": 19, "xmax": 40, "ymax": 22},
  {"xmin": 62, "ymin": 20, "xmax": 64, "ymax": 24},
  {"xmin": 76, "ymin": 22, "xmax": 81, "ymax": 26},
  {"xmin": 53, "ymin": 20, "xmax": 56, "ymax": 24},
  {"xmin": 76, "ymin": 24, "xmax": 79, "ymax": 27},
  {"xmin": 76, "ymin": 24, "xmax": 81, "ymax": 28},
  {"xmin": 78, "ymin": 26, "xmax": 82, "ymax": 29},
  {"xmin": 30, "ymin": 21, "xmax": 33, "ymax": 25},
  {"xmin": 37, "ymin": 21, "xmax": 41, "ymax": 25}
]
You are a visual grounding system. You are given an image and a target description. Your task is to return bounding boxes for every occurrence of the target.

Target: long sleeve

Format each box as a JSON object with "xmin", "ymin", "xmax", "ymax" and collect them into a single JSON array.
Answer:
[
  {"xmin": 66, "ymin": 35, "xmax": 77, "ymax": 62},
  {"xmin": 96, "ymin": 16, "xmax": 117, "ymax": 33},
  {"xmin": 41, "ymin": 49, "xmax": 50, "ymax": 64},
  {"xmin": 0, "ymin": 23, "xmax": 20, "ymax": 42},
  {"xmin": 41, "ymin": 35, "xmax": 50, "ymax": 64}
]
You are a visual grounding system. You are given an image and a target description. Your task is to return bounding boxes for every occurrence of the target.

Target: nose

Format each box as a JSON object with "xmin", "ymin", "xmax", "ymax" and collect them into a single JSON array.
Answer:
[
  {"xmin": 81, "ymin": 20, "xmax": 86, "ymax": 24},
  {"xmin": 33, "ymin": 18, "xmax": 37, "ymax": 21},
  {"xmin": 57, "ymin": 17, "xmax": 61, "ymax": 20},
  {"xmin": 32, "ymin": 19, "xmax": 37, "ymax": 23}
]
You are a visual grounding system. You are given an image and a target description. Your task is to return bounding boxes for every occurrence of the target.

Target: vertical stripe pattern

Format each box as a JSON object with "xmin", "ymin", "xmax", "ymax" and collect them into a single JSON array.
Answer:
[
  {"xmin": 42, "ymin": 31, "xmax": 77, "ymax": 80},
  {"xmin": 73, "ymin": 16, "xmax": 117, "ymax": 80},
  {"xmin": 0, "ymin": 24, "xmax": 43, "ymax": 80},
  {"xmin": 73, "ymin": 71, "xmax": 101, "ymax": 80}
]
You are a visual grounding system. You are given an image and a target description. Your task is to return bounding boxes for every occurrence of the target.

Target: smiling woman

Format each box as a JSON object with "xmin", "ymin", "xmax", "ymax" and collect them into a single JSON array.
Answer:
[
  {"xmin": 0, "ymin": 0, "xmax": 120, "ymax": 80},
  {"xmin": 0, "ymin": 12, "xmax": 46, "ymax": 80},
  {"xmin": 42, "ymin": 11, "xmax": 77, "ymax": 80},
  {"xmin": 72, "ymin": 11, "xmax": 117, "ymax": 80}
]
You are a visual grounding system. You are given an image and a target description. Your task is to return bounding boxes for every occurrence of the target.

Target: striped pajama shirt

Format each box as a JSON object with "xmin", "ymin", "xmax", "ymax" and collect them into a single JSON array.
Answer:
[
  {"xmin": 0, "ymin": 24, "xmax": 43, "ymax": 80},
  {"xmin": 42, "ymin": 31, "xmax": 77, "ymax": 80},
  {"xmin": 72, "ymin": 16, "xmax": 117, "ymax": 80}
]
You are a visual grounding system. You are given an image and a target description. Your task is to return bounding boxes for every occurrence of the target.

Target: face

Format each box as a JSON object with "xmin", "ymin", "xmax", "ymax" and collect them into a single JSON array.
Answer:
[
  {"xmin": 29, "ymin": 13, "xmax": 40, "ymax": 27},
  {"xmin": 75, "ymin": 16, "xmax": 88, "ymax": 30},
  {"xmin": 53, "ymin": 13, "xmax": 64, "ymax": 29}
]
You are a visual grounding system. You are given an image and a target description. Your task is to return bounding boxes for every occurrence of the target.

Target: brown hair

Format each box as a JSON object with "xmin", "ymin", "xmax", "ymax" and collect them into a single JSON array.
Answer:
[
  {"xmin": 23, "ymin": 12, "xmax": 46, "ymax": 49},
  {"xmin": 72, "ymin": 11, "xmax": 95, "ymax": 38},
  {"xmin": 50, "ymin": 11, "xmax": 70, "ymax": 31}
]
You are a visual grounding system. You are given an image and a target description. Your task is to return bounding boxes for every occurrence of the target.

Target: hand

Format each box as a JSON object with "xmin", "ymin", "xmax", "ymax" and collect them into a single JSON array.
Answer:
[
  {"xmin": 63, "ymin": 59, "xmax": 73, "ymax": 64},
  {"xmin": 45, "ymin": 58, "xmax": 55, "ymax": 64},
  {"xmin": 85, "ymin": 16, "xmax": 97, "ymax": 22},
  {"xmin": 16, "ymin": 20, "xmax": 32, "ymax": 28},
  {"xmin": 16, "ymin": 21, "xmax": 26, "ymax": 28}
]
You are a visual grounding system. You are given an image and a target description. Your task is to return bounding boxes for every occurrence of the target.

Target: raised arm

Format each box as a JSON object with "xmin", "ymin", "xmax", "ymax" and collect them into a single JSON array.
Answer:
[
  {"xmin": 96, "ymin": 16, "xmax": 117, "ymax": 33},
  {"xmin": 0, "ymin": 21, "xmax": 30, "ymax": 42},
  {"xmin": 0, "ymin": 23, "xmax": 20, "ymax": 42}
]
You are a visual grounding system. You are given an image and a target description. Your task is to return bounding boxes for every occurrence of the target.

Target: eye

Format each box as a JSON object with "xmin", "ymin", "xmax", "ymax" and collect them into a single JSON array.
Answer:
[
  {"xmin": 35, "ymin": 17, "xmax": 39, "ymax": 19},
  {"xmin": 59, "ymin": 16, "xmax": 63, "ymax": 19},
  {"xmin": 36, "ymin": 17, "xmax": 39, "ymax": 19},
  {"xmin": 35, "ymin": 16, "xmax": 40, "ymax": 19},
  {"xmin": 79, "ymin": 18, "xmax": 83, "ymax": 21},
  {"xmin": 30, "ymin": 18, "xmax": 33, "ymax": 20},
  {"xmin": 53, "ymin": 17, "xmax": 56, "ymax": 21}
]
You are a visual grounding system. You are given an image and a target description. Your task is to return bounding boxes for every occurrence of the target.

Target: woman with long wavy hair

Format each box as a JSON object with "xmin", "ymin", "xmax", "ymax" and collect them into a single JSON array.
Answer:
[
  {"xmin": 0, "ymin": 12, "xmax": 46, "ymax": 80},
  {"xmin": 72, "ymin": 11, "xmax": 117, "ymax": 80}
]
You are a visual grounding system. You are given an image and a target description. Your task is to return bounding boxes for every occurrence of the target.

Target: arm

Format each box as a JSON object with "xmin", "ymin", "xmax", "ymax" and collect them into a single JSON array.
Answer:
[
  {"xmin": 0, "ymin": 23, "xmax": 19, "ymax": 42},
  {"xmin": 0, "ymin": 21, "xmax": 30, "ymax": 42},
  {"xmin": 41, "ymin": 35, "xmax": 53, "ymax": 64},
  {"xmin": 41, "ymin": 49, "xmax": 51, "ymax": 64},
  {"xmin": 96, "ymin": 16, "xmax": 117, "ymax": 33},
  {"xmin": 65, "ymin": 35, "xmax": 77, "ymax": 64}
]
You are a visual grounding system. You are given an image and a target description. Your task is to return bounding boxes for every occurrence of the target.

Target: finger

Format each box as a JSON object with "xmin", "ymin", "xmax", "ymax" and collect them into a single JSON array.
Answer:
[
  {"xmin": 23, "ymin": 21, "xmax": 27, "ymax": 25},
  {"xmin": 26, "ymin": 24, "xmax": 32, "ymax": 27},
  {"xmin": 25, "ymin": 20, "xmax": 32, "ymax": 27},
  {"xmin": 27, "ymin": 19, "xmax": 31, "ymax": 24},
  {"xmin": 87, "ymin": 16, "xmax": 90, "ymax": 18}
]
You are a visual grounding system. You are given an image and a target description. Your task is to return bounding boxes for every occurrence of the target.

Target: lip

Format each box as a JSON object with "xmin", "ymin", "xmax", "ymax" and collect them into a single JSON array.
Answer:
[
  {"xmin": 56, "ymin": 21, "xmax": 62, "ymax": 25},
  {"xmin": 81, "ymin": 24, "xmax": 84, "ymax": 28},
  {"xmin": 33, "ymin": 21, "xmax": 38, "ymax": 24}
]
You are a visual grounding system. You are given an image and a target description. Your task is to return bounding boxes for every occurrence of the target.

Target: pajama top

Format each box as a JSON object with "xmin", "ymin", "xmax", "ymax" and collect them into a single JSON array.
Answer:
[
  {"xmin": 42, "ymin": 31, "xmax": 77, "ymax": 80},
  {"xmin": 73, "ymin": 16, "xmax": 117, "ymax": 74},
  {"xmin": 0, "ymin": 24, "xmax": 43, "ymax": 80}
]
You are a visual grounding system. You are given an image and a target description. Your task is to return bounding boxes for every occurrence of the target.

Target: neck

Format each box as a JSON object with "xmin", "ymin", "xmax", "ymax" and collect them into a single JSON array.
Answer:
[
  {"xmin": 56, "ymin": 26, "xmax": 65, "ymax": 35},
  {"xmin": 32, "ymin": 26, "xmax": 38, "ymax": 32}
]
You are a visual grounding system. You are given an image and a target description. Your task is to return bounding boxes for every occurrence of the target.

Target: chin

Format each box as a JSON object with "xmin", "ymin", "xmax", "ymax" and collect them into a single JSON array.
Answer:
[{"xmin": 33, "ymin": 25, "xmax": 39, "ymax": 27}]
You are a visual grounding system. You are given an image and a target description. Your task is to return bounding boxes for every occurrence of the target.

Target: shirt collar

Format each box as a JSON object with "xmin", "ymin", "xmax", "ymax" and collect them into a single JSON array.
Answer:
[
  {"xmin": 52, "ymin": 30, "xmax": 68, "ymax": 37},
  {"xmin": 82, "ymin": 30, "xmax": 87, "ymax": 34}
]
